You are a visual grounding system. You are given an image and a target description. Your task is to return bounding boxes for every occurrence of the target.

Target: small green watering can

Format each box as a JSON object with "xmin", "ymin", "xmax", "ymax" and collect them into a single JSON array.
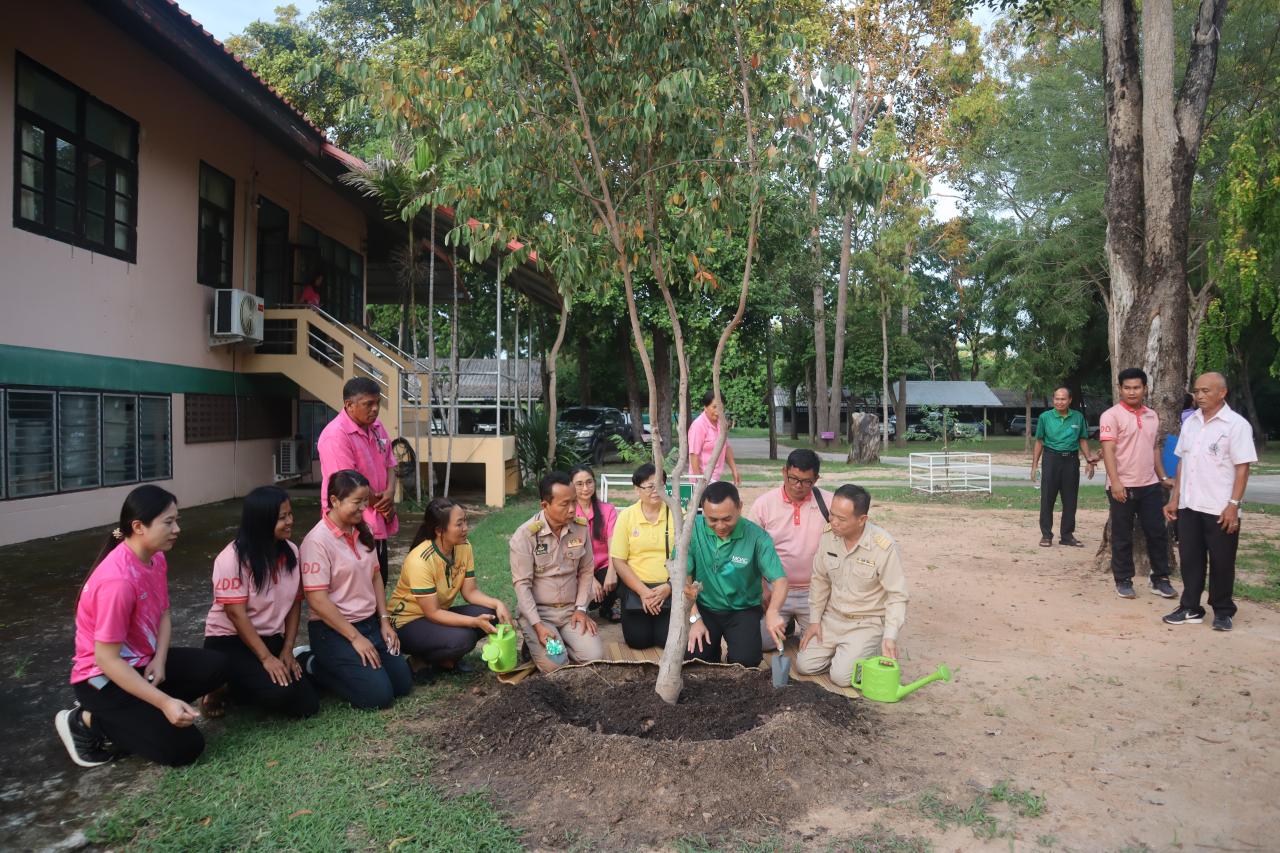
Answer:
[
  {"xmin": 481, "ymin": 624, "xmax": 518, "ymax": 673},
  {"xmin": 851, "ymin": 656, "xmax": 950, "ymax": 703}
]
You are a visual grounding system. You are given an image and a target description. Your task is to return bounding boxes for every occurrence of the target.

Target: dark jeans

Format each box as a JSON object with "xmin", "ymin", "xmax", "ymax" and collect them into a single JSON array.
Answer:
[
  {"xmin": 375, "ymin": 539, "xmax": 389, "ymax": 587},
  {"xmin": 1177, "ymin": 509, "xmax": 1240, "ymax": 618},
  {"xmin": 621, "ymin": 606, "xmax": 671, "ymax": 650},
  {"xmin": 202, "ymin": 633, "xmax": 319, "ymax": 718},
  {"xmin": 73, "ymin": 646, "xmax": 227, "ymax": 767},
  {"xmin": 308, "ymin": 615, "xmax": 412, "ymax": 710},
  {"xmin": 396, "ymin": 604, "xmax": 495, "ymax": 664},
  {"xmin": 1108, "ymin": 483, "xmax": 1171, "ymax": 582},
  {"xmin": 1040, "ymin": 451, "xmax": 1080, "ymax": 539},
  {"xmin": 685, "ymin": 604, "xmax": 764, "ymax": 668}
]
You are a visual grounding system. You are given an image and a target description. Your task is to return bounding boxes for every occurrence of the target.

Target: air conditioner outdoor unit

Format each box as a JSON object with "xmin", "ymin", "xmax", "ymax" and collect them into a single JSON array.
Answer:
[
  {"xmin": 274, "ymin": 439, "xmax": 307, "ymax": 480},
  {"xmin": 212, "ymin": 289, "xmax": 265, "ymax": 342}
]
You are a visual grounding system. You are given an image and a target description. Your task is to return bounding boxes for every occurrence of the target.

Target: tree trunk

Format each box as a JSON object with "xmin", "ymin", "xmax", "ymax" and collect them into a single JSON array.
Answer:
[
  {"xmin": 1234, "ymin": 347, "xmax": 1267, "ymax": 447},
  {"xmin": 546, "ymin": 299, "xmax": 570, "ymax": 468},
  {"xmin": 443, "ymin": 247, "xmax": 459, "ymax": 497},
  {"xmin": 654, "ymin": 327, "xmax": 673, "ymax": 457},
  {"xmin": 425, "ymin": 216, "xmax": 435, "ymax": 500},
  {"xmin": 848, "ymin": 412, "xmax": 880, "ymax": 464},
  {"xmin": 827, "ymin": 209, "xmax": 854, "ymax": 435},
  {"xmin": 806, "ymin": 365, "xmax": 817, "ymax": 442},
  {"xmin": 623, "ymin": 347, "xmax": 644, "ymax": 442},
  {"xmin": 809, "ymin": 181, "xmax": 830, "ymax": 438},
  {"xmin": 766, "ymin": 330, "xmax": 777, "ymax": 461},
  {"xmin": 1024, "ymin": 387, "xmax": 1033, "ymax": 454},
  {"xmin": 880, "ymin": 296, "xmax": 891, "ymax": 450},
  {"xmin": 789, "ymin": 384, "xmax": 799, "ymax": 440},
  {"xmin": 894, "ymin": 301, "xmax": 908, "ymax": 449}
]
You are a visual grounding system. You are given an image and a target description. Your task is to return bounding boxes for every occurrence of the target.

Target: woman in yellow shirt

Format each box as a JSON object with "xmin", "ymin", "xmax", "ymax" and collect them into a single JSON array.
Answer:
[
  {"xmin": 389, "ymin": 499, "xmax": 511, "ymax": 673},
  {"xmin": 608, "ymin": 463, "xmax": 675, "ymax": 649}
]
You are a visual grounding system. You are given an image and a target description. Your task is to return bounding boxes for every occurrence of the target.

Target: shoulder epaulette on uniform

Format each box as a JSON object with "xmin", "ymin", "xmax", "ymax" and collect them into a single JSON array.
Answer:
[
  {"xmin": 528, "ymin": 520, "xmax": 544, "ymax": 534},
  {"xmin": 873, "ymin": 532, "xmax": 892, "ymax": 550},
  {"xmin": 573, "ymin": 516, "xmax": 588, "ymax": 524},
  {"xmin": 823, "ymin": 524, "xmax": 833, "ymax": 534}
]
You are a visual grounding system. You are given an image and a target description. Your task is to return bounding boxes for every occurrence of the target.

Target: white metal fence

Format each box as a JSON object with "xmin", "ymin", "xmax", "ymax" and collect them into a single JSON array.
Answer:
[{"xmin": 908, "ymin": 452, "xmax": 993, "ymax": 494}]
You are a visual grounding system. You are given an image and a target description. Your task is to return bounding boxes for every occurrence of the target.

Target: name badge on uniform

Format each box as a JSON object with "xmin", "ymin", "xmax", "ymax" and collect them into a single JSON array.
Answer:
[
  {"xmin": 568, "ymin": 538, "xmax": 584, "ymax": 549},
  {"xmin": 534, "ymin": 542, "xmax": 549, "ymax": 556},
  {"xmin": 826, "ymin": 552, "xmax": 839, "ymax": 558},
  {"xmin": 856, "ymin": 558, "xmax": 876, "ymax": 567}
]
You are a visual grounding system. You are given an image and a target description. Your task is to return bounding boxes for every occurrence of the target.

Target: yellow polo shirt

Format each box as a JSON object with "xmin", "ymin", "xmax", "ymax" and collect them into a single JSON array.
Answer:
[
  {"xmin": 609, "ymin": 502, "xmax": 674, "ymax": 584},
  {"xmin": 388, "ymin": 541, "xmax": 475, "ymax": 627}
]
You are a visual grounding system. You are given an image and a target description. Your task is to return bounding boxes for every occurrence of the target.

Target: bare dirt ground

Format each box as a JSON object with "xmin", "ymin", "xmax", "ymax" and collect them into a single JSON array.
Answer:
[{"xmin": 429, "ymin": 482, "xmax": 1280, "ymax": 852}]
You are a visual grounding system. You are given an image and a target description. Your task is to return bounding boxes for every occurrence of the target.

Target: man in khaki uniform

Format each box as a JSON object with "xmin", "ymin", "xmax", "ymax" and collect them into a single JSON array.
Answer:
[
  {"xmin": 510, "ymin": 471, "xmax": 603, "ymax": 672},
  {"xmin": 797, "ymin": 484, "xmax": 908, "ymax": 688}
]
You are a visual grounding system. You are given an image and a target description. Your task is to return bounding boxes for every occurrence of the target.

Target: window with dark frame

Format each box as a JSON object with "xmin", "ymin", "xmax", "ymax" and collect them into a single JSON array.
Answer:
[
  {"xmin": 184, "ymin": 394, "xmax": 293, "ymax": 444},
  {"xmin": 13, "ymin": 54, "xmax": 139, "ymax": 262},
  {"xmin": 1, "ymin": 388, "xmax": 170, "ymax": 500},
  {"xmin": 297, "ymin": 223, "xmax": 364, "ymax": 324},
  {"xmin": 198, "ymin": 162, "xmax": 235, "ymax": 286}
]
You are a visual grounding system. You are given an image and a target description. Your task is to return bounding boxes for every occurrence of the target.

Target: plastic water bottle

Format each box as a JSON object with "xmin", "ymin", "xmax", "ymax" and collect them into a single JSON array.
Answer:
[{"xmin": 545, "ymin": 637, "xmax": 568, "ymax": 666}]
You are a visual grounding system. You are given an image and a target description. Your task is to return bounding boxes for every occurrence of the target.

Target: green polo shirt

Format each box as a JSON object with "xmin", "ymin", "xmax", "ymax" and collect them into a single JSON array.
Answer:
[
  {"xmin": 1035, "ymin": 408, "xmax": 1087, "ymax": 452},
  {"xmin": 688, "ymin": 516, "xmax": 785, "ymax": 612}
]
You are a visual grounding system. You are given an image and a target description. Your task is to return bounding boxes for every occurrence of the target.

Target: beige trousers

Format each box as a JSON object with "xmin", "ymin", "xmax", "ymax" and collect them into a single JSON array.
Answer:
[
  {"xmin": 794, "ymin": 613, "xmax": 886, "ymax": 688},
  {"xmin": 520, "ymin": 603, "xmax": 605, "ymax": 673},
  {"xmin": 760, "ymin": 585, "xmax": 810, "ymax": 651}
]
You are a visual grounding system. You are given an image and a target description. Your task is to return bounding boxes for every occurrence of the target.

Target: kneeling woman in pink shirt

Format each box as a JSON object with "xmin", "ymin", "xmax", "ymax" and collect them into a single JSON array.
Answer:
[
  {"xmin": 300, "ymin": 469, "xmax": 411, "ymax": 709},
  {"xmin": 202, "ymin": 486, "xmax": 318, "ymax": 718},
  {"xmin": 56, "ymin": 486, "xmax": 228, "ymax": 768}
]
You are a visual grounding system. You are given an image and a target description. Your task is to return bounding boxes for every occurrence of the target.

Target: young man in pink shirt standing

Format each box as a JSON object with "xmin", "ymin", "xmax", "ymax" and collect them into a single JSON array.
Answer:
[
  {"xmin": 316, "ymin": 377, "xmax": 399, "ymax": 585},
  {"xmin": 1162, "ymin": 372, "xmax": 1257, "ymax": 632},
  {"xmin": 748, "ymin": 449, "xmax": 830, "ymax": 650},
  {"xmin": 688, "ymin": 390, "xmax": 741, "ymax": 486},
  {"xmin": 1098, "ymin": 367, "xmax": 1178, "ymax": 601}
]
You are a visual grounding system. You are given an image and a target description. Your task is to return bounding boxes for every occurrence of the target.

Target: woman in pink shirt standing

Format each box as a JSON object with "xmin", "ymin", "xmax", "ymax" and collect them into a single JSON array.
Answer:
[
  {"xmin": 570, "ymin": 465, "xmax": 619, "ymax": 621},
  {"xmin": 299, "ymin": 469, "xmax": 411, "ymax": 709},
  {"xmin": 56, "ymin": 486, "xmax": 228, "ymax": 768},
  {"xmin": 688, "ymin": 390, "xmax": 741, "ymax": 486},
  {"xmin": 202, "ymin": 486, "xmax": 318, "ymax": 719}
]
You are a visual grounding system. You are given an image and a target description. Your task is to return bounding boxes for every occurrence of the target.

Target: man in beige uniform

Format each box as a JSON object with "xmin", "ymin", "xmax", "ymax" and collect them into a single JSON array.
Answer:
[
  {"xmin": 510, "ymin": 471, "xmax": 604, "ymax": 672},
  {"xmin": 797, "ymin": 484, "xmax": 908, "ymax": 688}
]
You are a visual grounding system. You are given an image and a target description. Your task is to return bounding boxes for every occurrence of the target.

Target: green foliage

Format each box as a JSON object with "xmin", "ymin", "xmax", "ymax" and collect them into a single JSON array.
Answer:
[
  {"xmin": 610, "ymin": 434, "xmax": 679, "ymax": 469},
  {"xmin": 513, "ymin": 406, "xmax": 581, "ymax": 485}
]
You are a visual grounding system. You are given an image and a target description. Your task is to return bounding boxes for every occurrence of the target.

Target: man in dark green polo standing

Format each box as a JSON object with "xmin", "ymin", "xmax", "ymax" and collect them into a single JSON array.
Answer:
[
  {"xmin": 685, "ymin": 481, "xmax": 788, "ymax": 668},
  {"xmin": 1031, "ymin": 387, "xmax": 1098, "ymax": 547}
]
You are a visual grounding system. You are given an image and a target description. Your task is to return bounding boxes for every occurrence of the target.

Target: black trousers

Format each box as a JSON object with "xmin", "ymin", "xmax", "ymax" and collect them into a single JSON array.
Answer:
[
  {"xmin": 375, "ymin": 539, "xmax": 389, "ymax": 587},
  {"xmin": 685, "ymin": 605, "xmax": 763, "ymax": 668},
  {"xmin": 1177, "ymin": 509, "xmax": 1239, "ymax": 618},
  {"xmin": 1108, "ymin": 483, "xmax": 1171, "ymax": 582},
  {"xmin": 73, "ymin": 646, "xmax": 227, "ymax": 767},
  {"xmin": 308, "ymin": 615, "xmax": 412, "ymax": 710},
  {"xmin": 1040, "ymin": 451, "xmax": 1080, "ymax": 539},
  {"xmin": 621, "ymin": 602, "xmax": 671, "ymax": 650},
  {"xmin": 396, "ymin": 604, "xmax": 495, "ymax": 663},
  {"xmin": 592, "ymin": 565, "xmax": 619, "ymax": 615},
  {"xmin": 202, "ymin": 633, "xmax": 319, "ymax": 718}
]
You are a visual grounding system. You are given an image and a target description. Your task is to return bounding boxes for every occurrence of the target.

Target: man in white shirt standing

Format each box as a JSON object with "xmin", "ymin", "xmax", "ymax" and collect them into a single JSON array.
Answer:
[{"xmin": 1162, "ymin": 372, "xmax": 1258, "ymax": 632}]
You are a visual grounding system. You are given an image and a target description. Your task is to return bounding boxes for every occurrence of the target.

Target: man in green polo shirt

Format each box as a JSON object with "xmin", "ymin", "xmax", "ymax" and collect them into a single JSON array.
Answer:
[
  {"xmin": 1031, "ymin": 387, "xmax": 1098, "ymax": 547},
  {"xmin": 685, "ymin": 481, "xmax": 788, "ymax": 667}
]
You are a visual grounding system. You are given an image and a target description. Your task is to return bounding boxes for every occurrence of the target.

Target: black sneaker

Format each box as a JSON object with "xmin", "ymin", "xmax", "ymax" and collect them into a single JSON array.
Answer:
[
  {"xmin": 1150, "ymin": 578, "xmax": 1177, "ymax": 599},
  {"xmin": 1162, "ymin": 608, "xmax": 1204, "ymax": 625},
  {"xmin": 292, "ymin": 645, "xmax": 315, "ymax": 676},
  {"xmin": 1212, "ymin": 615, "xmax": 1233, "ymax": 632},
  {"xmin": 1060, "ymin": 536, "xmax": 1085, "ymax": 547},
  {"xmin": 55, "ymin": 705, "xmax": 113, "ymax": 768},
  {"xmin": 1115, "ymin": 582, "xmax": 1136, "ymax": 599}
]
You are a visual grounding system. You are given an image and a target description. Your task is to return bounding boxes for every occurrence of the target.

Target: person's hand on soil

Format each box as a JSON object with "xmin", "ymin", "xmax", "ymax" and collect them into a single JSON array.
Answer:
[
  {"xmin": 144, "ymin": 658, "xmax": 166, "ymax": 688},
  {"xmin": 881, "ymin": 638, "xmax": 898, "ymax": 660},
  {"xmin": 473, "ymin": 612, "xmax": 497, "ymax": 635},
  {"xmin": 1163, "ymin": 500, "xmax": 1178, "ymax": 522},
  {"xmin": 533, "ymin": 622, "xmax": 554, "ymax": 646},
  {"xmin": 799, "ymin": 623, "xmax": 822, "ymax": 650},
  {"xmin": 350, "ymin": 633, "xmax": 382, "ymax": 668},
  {"xmin": 764, "ymin": 611, "xmax": 786, "ymax": 649},
  {"xmin": 494, "ymin": 602, "xmax": 512, "ymax": 625},
  {"xmin": 261, "ymin": 653, "xmax": 292, "ymax": 687},
  {"xmin": 1218, "ymin": 502, "xmax": 1241, "ymax": 532},
  {"xmin": 161, "ymin": 697, "xmax": 200, "ymax": 727},
  {"xmin": 381, "ymin": 620, "xmax": 401, "ymax": 655},
  {"xmin": 570, "ymin": 610, "xmax": 598, "ymax": 636},
  {"xmin": 280, "ymin": 648, "xmax": 302, "ymax": 680},
  {"xmin": 687, "ymin": 620, "xmax": 710, "ymax": 654}
]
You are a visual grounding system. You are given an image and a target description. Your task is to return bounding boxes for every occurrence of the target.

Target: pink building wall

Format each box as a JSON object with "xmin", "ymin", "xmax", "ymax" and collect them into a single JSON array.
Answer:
[{"xmin": 0, "ymin": 1, "xmax": 368, "ymax": 544}]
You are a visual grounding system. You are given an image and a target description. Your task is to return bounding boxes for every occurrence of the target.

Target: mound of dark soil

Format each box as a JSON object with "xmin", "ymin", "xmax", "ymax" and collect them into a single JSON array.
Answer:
[{"xmin": 406, "ymin": 666, "xmax": 919, "ymax": 850}]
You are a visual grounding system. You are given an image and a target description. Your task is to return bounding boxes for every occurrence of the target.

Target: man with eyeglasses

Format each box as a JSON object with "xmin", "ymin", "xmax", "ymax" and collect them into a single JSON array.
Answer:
[
  {"xmin": 1162, "ymin": 372, "xmax": 1257, "ymax": 632},
  {"xmin": 747, "ymin": 449, "xmax": 830, "ymax": 651}
]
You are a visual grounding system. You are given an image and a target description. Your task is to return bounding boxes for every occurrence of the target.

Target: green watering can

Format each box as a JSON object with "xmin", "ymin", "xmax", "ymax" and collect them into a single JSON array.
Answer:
[
  {"xmin": 851, "ymin": 656, "xmax": 951, "ymax": 703},
  {"xmin": 481, "ymin": 624, "xmax": 518, "ymax": 673}
]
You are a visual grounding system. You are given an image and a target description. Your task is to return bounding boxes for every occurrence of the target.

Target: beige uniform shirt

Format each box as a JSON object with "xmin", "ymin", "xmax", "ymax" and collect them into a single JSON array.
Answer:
[
  {"xmin": 809, "ymin": 521, "xmax": 909, "ymax": 640},
  {"xmin": 509, "ymin": 511, "xmax": 594, "ymax": 628}
]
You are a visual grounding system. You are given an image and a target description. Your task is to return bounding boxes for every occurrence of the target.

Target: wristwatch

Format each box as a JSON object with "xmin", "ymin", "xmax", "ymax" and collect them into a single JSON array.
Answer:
[
  {"xmin": 689, "ymin": 612, "xmax": 701, "ymax": 624},
  {"xmin": 1228, "ymin": 499, "xmax": 1241, "ymax": 507},
  {"xmin": 575, "ymin": 604, "xmax": 589, "ymax": 612}
]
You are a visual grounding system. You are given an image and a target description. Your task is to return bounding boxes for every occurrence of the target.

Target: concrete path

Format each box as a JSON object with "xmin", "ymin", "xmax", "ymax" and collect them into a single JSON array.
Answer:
[{"xmin": 730, "ymin": 436, "xmax": 1280, "ymax": 505}]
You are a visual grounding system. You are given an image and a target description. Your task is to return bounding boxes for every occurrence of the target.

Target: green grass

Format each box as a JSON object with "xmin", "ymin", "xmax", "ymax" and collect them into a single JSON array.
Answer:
[
  {"xmin": 90, "ymin": 683, "xmax": 522, "ymax": 851},
  {"xmin": 674, "ymin": 827, "xmax": 930, "ymax": 853},
  {"xmin": 988, "ymin": 780, "xmax": 1048, "ymax": 818},
  {"xmin": 917, "ymin": 782, "xmax": 1047, "ymax": 841},
  {"xmin": 1236, "ymin": 539, "xmax": 1280, "ymax": 604}
]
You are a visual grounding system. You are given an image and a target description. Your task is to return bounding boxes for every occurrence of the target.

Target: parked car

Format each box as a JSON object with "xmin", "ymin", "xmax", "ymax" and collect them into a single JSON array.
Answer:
[
  {"xmin": 558, "ymin": 406, "xmax": 631, "ymax": 464},
  {"xmin": 1007, "ymin": 415, "xmax": 1028, "ymax": 436}
]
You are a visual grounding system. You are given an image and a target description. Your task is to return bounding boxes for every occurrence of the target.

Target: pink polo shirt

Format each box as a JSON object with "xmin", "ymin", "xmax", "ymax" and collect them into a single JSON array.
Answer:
[
  {"xmin": 1098, "ymin": 403, "xmax": 1160, "ymax": 488},
  {"xmin": 204, "ymin": 541, "xmax": 302, "ymax": 638},
  {"xmin": 71, "ymin": 542, "xmax": 170, "ymax": 684},
  {"xmin": 575, "ymin": 501, "xmax": 618, "ymax": 570},
  {"xmin": 300, "ymin": 516, "xmax": 381, "ymax": 623},
  {"xmin": 317, "ymin": 408, "xmax": 399, "ymax": 540},
  {"xmin": 1175, "ymin": 403, "xmax": 1257, "ymax": 515},
  {"xmin": 748, "ymin": 486, "xmax": 829, "ymax": 590},
  {"xmin": 688, "ymin": 411, "xmax": 728, "ymax": 480}
]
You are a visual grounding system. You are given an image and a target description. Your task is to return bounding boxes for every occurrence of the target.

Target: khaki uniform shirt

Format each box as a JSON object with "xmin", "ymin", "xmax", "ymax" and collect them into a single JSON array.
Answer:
[
  {"xmin": 509, "ymin": 511, "xmax": 594, "ymax": 628},
  {"xmin": 809, "ymin": 521, "xmax": 909, "ymax": 640}
]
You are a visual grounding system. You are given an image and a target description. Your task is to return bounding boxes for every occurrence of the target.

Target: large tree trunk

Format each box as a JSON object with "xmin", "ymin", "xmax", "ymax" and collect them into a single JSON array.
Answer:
[
  {"xmin": 848, "ymin": 412, "xmax": 880, "ymax": 464},
  {"xmin": 827, "ymin": 209, "xmax": 854, "ymax": 436},
  {"xmin": 766, "ymin": 331, "xmax": 777, "ymax": 461},
  {"xmin": 623, "ymin": 347, "xmax": 644, "ymax": 442},
  {"xmin": 654, "ymin": 327, "xmax": 673, "ymax": 457},
  {"xmin": 810, "ymin": 184, "xmax": 830, "ymax": 439},
  {"xmin": 806, "ymin": 365, "xmax": 817, "ymax": 442},
  {"xmin": 880, "ymin": 297, "xmax": 891, "ymax": 450},
  {"xmin": 546, "ymin": 299, "xmax": 570, "ymax": 469},
  {"xmin": 443, "ymin": 247, "xmax": 459, "ymax": 496},
  {"xmin": 894, "ymin": 299, "xmax": 908, "ymax": 449}
]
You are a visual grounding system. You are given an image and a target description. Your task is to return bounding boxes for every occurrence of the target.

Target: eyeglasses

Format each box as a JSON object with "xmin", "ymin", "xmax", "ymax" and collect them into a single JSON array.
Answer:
[
  {"xmin": 785, "ymin": 475, "xmax": 817, "ymax": 488},
  {"xmin": 573, "ymin": 479, "xmax": 595, "ymax": 488},
  {"xmin": 636, "ymin": 483, "xmax": 659, "ymax": 492}
]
